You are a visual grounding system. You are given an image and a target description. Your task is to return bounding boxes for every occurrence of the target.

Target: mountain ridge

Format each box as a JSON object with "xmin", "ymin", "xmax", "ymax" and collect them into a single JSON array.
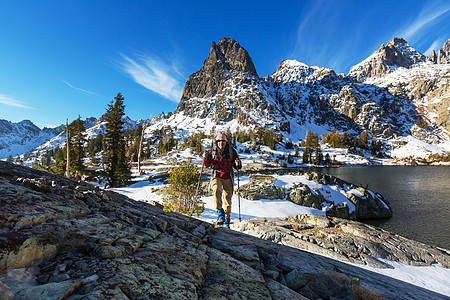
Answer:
[
  {"xmin": 167, "ymin": 37, "xmax": 450, "ymax": 144},
  {"xmin": 2, "ymin": 36, "xmax": 450, "ymax": 161}
]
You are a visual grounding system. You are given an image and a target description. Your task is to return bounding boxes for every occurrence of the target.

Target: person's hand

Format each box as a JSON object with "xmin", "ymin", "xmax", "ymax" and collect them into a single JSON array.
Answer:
[
  {"xmin": 203, "ymin": 151, "xmax": 212, "ymax": 161},
  {"xmin": 235, "ymin": 159, "xmax": 242, "ymax": 170}
]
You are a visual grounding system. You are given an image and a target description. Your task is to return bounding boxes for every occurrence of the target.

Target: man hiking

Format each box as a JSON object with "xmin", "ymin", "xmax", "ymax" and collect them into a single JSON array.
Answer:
[{"xmin": 203, "ymin": 133, "xmax": 242, "ymax": 228}]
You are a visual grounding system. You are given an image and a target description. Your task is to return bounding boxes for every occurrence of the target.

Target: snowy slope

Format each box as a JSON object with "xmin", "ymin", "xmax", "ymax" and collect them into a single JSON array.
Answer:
[{"xmin": 0, "ymin": 119, "xmax": 65, "ymax": 159}]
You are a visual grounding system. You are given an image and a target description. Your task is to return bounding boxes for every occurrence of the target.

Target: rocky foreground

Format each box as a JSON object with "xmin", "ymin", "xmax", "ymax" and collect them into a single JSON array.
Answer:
[
  {"xmin": 0, "ymin": 161, "xmax": 449, "ymax": 299},
  {"xmin": 232, "ymin": 215, "xmax": 450, "ymax": 269}
]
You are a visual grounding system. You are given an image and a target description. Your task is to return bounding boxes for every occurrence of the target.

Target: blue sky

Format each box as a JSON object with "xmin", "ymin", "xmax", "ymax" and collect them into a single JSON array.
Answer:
[{"xmin": 1, "ymin": 0, "xmax": 449, "ymax": 128}]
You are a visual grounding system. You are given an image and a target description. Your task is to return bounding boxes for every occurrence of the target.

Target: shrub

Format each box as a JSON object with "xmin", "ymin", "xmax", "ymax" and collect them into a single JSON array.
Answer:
[
  {"xmin": 352, "ymin": 285, "xmax": 382, "ymax": 300},
  {"xmin": 415, "ymin": 118, "xmax": 427, "ymax": 129},
  {"xmin": 163, "ymin": 162, "xmax": 204, "ymax": 217},
  {"xmin": 287, "ymin": 155, "xmax": 294, "ymax": 164},
  {"xmin": 182, "ymin": 132, "xmax": 206, "ymax": 155}
]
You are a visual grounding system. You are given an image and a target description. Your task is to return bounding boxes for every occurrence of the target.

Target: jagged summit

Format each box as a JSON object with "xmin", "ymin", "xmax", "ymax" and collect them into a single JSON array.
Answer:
[
  {"xmin": 209, "ymin": 38, "xmax": 258, "ymax": 76},
  {"xmin": 0, "ymin": 119, "xmax": 65, "ymax": 159},
  {"xmin": 176, "ymin": 38, "xmax": 258, "ymax": 118},
  {"xmin": 175, "ymin": 38, "xmax": 267, "ymax": 123},
  {"xmin": 159, "ymin": 37, "xmax": 450, "ymax": 146},
  {"xmin": 348, "ymin": 37, "xmax": 427, "ymax": 81},
  {"xmin": 272, "ymin": 59, "xmax": 336, "ymax": 84},
  {"xmin": 436, "ymin": 38, "xmax": 450, "ymax": 63}
]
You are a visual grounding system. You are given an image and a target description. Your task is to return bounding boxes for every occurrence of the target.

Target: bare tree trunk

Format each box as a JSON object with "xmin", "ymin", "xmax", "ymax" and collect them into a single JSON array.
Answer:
[
  {"xmin": 137, "ymin": 120, "xmax": 148, "ymax": 175},
  {"xmin": 65, "ymin": 119, "xmax": 70, "ymax": 178}
]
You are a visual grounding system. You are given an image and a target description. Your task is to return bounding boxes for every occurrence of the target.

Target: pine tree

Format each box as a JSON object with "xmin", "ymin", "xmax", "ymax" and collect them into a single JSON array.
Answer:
[
  {"xmin": 302, "ymin": 147, "xmax": 312, "ymax": 163},
  {"xmin": 163, "ymin": 161, "xmax": 204, "ymax": 217},
  {"xmin": 69, "ymin": 115, "xmax": 87, "ymax": 175},
  {"xmin": 305, "ymin": 131, "xmax": 319, "ymax": 148},
  {"xmin": 104, "ymin": 93, "xmax": 131, "ymax": 187},
  {"xmin": 359, "ymin": 131, "xmax": 369, "ymax": 149},
  {"xmin": 314, "ymin": 147, "xmax": 323, "ymax": 165}
]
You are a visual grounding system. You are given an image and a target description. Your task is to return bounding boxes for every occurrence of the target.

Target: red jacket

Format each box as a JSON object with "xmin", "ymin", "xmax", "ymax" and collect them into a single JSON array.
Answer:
[{"xmin": 203, "ymin": 144, "xmax": 239, "ymax": 179}]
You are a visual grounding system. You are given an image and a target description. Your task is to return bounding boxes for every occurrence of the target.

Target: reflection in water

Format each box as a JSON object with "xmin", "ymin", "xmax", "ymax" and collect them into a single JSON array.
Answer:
[{"xmin": 313, "ymin": 166, "xmax": 450, "ymax": 250}]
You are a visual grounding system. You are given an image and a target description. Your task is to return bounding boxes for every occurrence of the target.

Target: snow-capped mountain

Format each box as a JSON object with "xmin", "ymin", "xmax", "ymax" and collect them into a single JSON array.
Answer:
[
  {"xmin": 3, "ymin": 37, "xmax": 450, "ymax": 161},
  {"xmin": 149, "ymin": 37, "xmax": 450, "ymax": 158},
  {"xmin": 29, "ymin": 115, "xmax": 137, "ymax": 160},
  {"xmin": 0, "ymin": 119, "xmax": 65, "ymax": 159},
  {"xmin": 157, "ymin": 38, "xmax": 448, "ymax": 141},
  {"xmin": 348, "ymin": 38, "xmax": 427, "ymax": 81}
]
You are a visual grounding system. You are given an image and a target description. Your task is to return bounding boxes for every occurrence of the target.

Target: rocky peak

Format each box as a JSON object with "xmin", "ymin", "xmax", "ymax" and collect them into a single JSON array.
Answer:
[
  {"xmin": 272, "ymin": 60, "xmax": 336, "ymax": 84},
  {"xmin": 0, "ymin": 119, "xmax": 40, "ymax": 138},
  {"xmin": 175, "ymin": 38, "xmax": 260, "ymax": 120},
  {"xmin": 429, "ymin": 49, "xmax": 437, "ymax": 63},
  {"xmin": 381, "ymin": 37, "xmax": 426, "ymax": 66},
  {"xmin": 348, "ymin": 37, "xmax": 426, "ymax": 82},
  {"xmin": 201, "ymin": 38, "xmax": 258, "ymax": 77},
  {"xmin": 437, "ymin": 38, "xmax": 450, "ymax": 63}
]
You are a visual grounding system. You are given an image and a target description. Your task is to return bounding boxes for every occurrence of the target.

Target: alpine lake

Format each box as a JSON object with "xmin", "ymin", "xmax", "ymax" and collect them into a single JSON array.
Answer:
[{"xmin": 313, "ymin": 165, "xmax": 450, "ymax": 250}]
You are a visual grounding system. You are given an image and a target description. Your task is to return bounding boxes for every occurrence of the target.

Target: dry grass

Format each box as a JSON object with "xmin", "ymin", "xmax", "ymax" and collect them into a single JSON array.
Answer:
[
  {"xmin": 320, "ymin": 270, "xmax": 350, "ymax": 285},
  {"xmin": 320, "ymin": 272, "xmax": 383, "ymax": 300},
  {"xmin": 353, "ymin": 285, "xmax": 383, "ymax": 300}
]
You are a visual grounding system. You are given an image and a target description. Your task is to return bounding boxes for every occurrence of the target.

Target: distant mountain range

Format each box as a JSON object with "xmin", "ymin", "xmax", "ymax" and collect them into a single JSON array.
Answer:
[
  {"xmin": 155, "ymin": 37, "xmax": 450, "ymax": 157},
  {"xmin": 0, "ymin": 120, "xmax": 65, "ymax": 159},
  {"xmin": 0, "ymin": 116, "xmax": 136, "ymax": 160},
  {"xmin": 1, "ymin": 36, "xmax": 449, "ymax": 160}
]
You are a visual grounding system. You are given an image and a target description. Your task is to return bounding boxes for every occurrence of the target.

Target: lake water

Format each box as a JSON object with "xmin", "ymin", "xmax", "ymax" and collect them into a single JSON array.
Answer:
[{"xmin": 313, "ymin": 166, "xmax": 450, "ymax": 250}]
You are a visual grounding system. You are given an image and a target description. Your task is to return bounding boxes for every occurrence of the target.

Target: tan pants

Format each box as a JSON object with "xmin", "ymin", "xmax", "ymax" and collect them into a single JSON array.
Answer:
[{"xmin": 211, "ymin": 177, "xmax": 233, "ymax": 219}]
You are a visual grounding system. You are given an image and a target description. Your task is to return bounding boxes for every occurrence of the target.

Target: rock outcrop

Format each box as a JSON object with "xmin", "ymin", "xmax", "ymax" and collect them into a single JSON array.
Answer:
[
  {"xmin": 175, "ymin": 37, "xmax": 263, "ymax": 123},
  {"xmin": 1, "ymin": 161, "xmax": 447, "ymax": 299},
  {"xmin": 233, "ymin": 214, "xmax": 450, "ymax": 269},
  {"xmin": 437, "ymin": 39, "xmax": 450, "ymax": 64},
  {"xmin": 238, "ymin": 172, "xmax": 393, "ymax": 220},
  {"xmin": 348, "ymin": 38, "xmax": 427, "ymax": 81}
]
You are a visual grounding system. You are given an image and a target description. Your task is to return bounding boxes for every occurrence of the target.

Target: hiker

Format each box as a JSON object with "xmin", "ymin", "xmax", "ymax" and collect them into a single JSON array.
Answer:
[{"xmin": 203, "ymin": 133, "xmax": 242, "ymax": 228}]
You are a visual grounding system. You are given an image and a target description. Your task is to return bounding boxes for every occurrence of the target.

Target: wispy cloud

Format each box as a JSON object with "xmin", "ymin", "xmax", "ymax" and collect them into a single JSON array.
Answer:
[
  {"xmin": 63, "ymin": 80, "xmax": 100, "ymax": 96},
  {"xmin": 0, "ymin": 94, "xmax": 33, "ymax": 109},
  {"xmin": 424, "ymin": 37, "xmax": 447, "ymax": 55},
  {"xmin": 397, "ymin": 1, "xmax": 450, "ymax": 41},
  {"xmin": 288, "ymin": 0, "xmax": 374, "ymax": 73},
  {"xmin": 118, "ymin": 53, "xmax": 184, "ymax": 103}
]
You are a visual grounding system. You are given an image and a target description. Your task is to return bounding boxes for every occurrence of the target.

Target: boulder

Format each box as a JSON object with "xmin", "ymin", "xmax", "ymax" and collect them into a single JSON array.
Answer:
[
  {"xmin": 288, "ymin": 185, "xmax": 325, "ymax": 210},
  {"xmin": 238, "ymin": 175, "xmax": 286, "ymax": 200},
  {"xmin": 234, "ymin": 214, "xmax": 450, "ymax": 269}
]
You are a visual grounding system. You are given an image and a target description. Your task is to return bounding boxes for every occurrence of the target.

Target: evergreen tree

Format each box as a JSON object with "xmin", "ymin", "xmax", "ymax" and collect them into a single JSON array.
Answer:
[
  {"xmin": 305, "ymin": 131, "xmax": 319, "ymax": 148},
  {"xmin": 6, "ymin": 155, "xmax": 13, "ymax": 163},
  {"xmin": 294, "ymin": 145, "xmax": 300, "ymax": 157},
  {"xmin": 302, "ymin": 147, "xmax": 312, "ymax": 163},
  {"xmin": 314, "ymin": 147, "xmax": 323, "ymax": 165},
  {"xmin": 104, "ymin": 93, "xmax": 131, "ymax": 187},
  {"xmin": 87, "ymin": 134, "xmax": 104, "ymax": 157},
  {"xmin": 68, "ymin": 115, "xmax": 87, "ymax": 174},
  {"xmin": 359, "ymin": 131, "xmax": 369, "ymax": 149},
  {"xmin": 15, "ymin": 156, "xmax": 23, "ymax": 165}
]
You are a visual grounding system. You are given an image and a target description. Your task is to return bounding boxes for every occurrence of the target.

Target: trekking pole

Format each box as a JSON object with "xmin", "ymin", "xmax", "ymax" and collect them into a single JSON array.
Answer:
[
  {"xmin": 195, "ymin": 157, "xmax": 204, "ymax": 201},
  {"xmin": 237, "ymin": 169, "xmax": 241, "ymax": 222}
]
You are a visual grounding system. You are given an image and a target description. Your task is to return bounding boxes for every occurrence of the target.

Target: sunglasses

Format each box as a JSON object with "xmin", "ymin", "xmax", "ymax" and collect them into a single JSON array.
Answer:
[{"xmin": 217, "ymin": 140, "xmax": 227, "ymax": 142}]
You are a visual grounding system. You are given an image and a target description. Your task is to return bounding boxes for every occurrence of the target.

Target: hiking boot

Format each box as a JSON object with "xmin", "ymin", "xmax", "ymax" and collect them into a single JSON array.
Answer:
[
  {"xmin": 214, "ymin": 219, "xmax": 224, "ymax": 227},
  {"xmin": 223, "ymin": 218, "xmax": 231, "ymax": 229},
  {"xmin": 215, "ymin": 209, "xmax": 225, "ymax": 227}
]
